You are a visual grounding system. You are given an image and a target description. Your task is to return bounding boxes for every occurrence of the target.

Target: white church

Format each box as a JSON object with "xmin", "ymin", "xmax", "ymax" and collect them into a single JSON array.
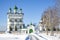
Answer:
[{"xmin": 7, "ymin": 6, "xmax": 37, "ymax": 34}]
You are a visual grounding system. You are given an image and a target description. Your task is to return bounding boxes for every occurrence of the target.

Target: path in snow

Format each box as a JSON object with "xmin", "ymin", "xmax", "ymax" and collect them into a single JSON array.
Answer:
[
  {"xmin": 26, "ymin": 33, "xmax": 60, "ymax": 40},
  {"xmin": 26, "ymin": 33, "xmax": 47, "ymax": 40}
]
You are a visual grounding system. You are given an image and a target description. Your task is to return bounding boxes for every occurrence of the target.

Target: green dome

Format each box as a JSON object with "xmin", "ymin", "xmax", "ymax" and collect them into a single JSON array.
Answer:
[
  {"xmin": 9, "ymin": 8, "xmax": 12, "ymax": 13},
  {"xmin": 14, "ymin": 5, "xmax": 18, "ymax": 10},
  {"xmin": 20, "ymin": 8, "xmax": 22, "ymax": 13},
  {"xmin": 20, "ymin": 8, "xmax": 22, "ymax": 10},
  {"xmin": 30, "ymin": 22, "xmax": 33, "ymax": 25},
  {"xmin": 9, "ymin": 8, "xmax": 12, "ymax": 10}
]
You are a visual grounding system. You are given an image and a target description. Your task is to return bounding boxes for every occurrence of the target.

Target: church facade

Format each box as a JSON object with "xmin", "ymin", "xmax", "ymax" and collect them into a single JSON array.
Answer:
[{"xmin": 7, "ymin": 6, "xmax": 35, "ymax": 34}]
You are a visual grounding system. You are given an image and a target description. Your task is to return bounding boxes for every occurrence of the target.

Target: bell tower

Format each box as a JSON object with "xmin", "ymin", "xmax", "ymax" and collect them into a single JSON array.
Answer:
[{"xmin": 7, "ymin": 6, "xmax": 24, "ymax": 33}]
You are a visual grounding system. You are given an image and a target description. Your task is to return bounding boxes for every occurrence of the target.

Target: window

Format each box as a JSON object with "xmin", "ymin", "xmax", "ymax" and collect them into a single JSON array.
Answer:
[
  {"xmin": 20, "ymin": 26, "xmax": 22, "ymax": 29},
  {"xmin": 19, "ymin": 19, "xmax": 22, "ymax": 22},
  {"xmin": 23, "ymin": 24, "xmax": 25, "ymax": 28},
  {"xmin": 15, "ymin": 19, "xmax": 17, "ymax": 22},
  {"xmin": 9, "ymin": 26, "xmax": 12, "ymax": 31},
  {"xmin": 10, "ymin": 19, "xmax": 12, "ymax": 22},
  {"xmin": 10, "ymin": 24, "xmax": 14, "ymax": 26},
  {"xmin": 9, "ymin": 18, "xmax": 14, "ymax": 22},
  {"xmin": 16, "ymin": 24, "xmax": 20, "ymax": 29},
  {"xmin": 15, "ymin": 26, "xmax": 17, "ymax": 31}
]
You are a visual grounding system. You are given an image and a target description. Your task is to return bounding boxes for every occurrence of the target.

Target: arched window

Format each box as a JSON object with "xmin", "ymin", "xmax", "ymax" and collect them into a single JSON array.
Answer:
[
  {"xmin": 15, "ymin": 26, "xmax": 17, "ymax": 31},
  {"xmin": 9, "ymin": 26, "xmax": 12, "ymax": 31},
  {"xmin": 15, "ymin": 19, "xmax": 17, "ymax": 22}
]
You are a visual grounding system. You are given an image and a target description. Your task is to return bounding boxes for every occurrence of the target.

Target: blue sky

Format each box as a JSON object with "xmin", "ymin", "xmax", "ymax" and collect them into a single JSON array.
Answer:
[{"xmin": 0, "ymin": 0, "xmax": 55, "ymax": 31}]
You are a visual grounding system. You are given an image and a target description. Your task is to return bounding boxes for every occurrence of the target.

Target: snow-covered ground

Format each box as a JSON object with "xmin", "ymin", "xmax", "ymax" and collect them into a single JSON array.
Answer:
[
  {"xmin": 37, "ymin": 33, "xmax": 60, "ymax": 40},
  {"xmin": 0, "ymin": 33, "xmax": 28, "ymax": 40},
  {"xmin": 26, "ymin": 33, "xmax": 60, "ymax": 40},
  {"xmin": 0, "ymin": 33, "xmax": 60, "ymax": 40}
]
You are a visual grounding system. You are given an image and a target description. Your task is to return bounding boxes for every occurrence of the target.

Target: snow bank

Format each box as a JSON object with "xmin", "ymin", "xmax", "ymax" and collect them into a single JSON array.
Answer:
[
  {"xmin": 38, "ymin": 33, "xmax": 60, "ymax": 40},
  {"xmin": 0, "ymin": 33, "xmax": 28, "ymax": 40},
  {"xmin": 0, "ymin": 33, "xmax": 60, "ymax": 40}
]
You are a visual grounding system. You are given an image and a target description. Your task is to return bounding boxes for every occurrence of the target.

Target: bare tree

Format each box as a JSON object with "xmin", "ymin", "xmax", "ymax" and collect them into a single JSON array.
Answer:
[
  {"xmin": 54, "ymin": 0, "xmax": 60, "ymax": 33},
  {"xmin": 41, "ymin": 0, "xmax": 60, "ymax": 35},
  {"xmin": 42, "ymin": 10, "xmax": 50, "ymax": 35},
  {"xmin": 42, "ymin": 7, "xmax": 59, "ymax": 35}
]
